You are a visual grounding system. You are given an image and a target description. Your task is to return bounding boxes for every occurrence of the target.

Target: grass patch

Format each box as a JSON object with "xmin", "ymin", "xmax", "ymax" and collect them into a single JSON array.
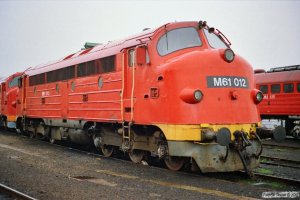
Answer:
[
  {"xmin": 259, "ymin": 158, "xmax": 268, "ymax": 162},
  {"xmin": 268, "ymin": 181, "xmax": 285, "ymax": 189},
  {"xmin": 256, "ymin": 168, "xmax": 273, "ymax": 174}
]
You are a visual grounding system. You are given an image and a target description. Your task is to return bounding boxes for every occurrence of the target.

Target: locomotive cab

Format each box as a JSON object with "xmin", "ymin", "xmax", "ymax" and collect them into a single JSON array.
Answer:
[{"xmin": 125, "ymin": 21, "xmax": 264, "ymax": 172}]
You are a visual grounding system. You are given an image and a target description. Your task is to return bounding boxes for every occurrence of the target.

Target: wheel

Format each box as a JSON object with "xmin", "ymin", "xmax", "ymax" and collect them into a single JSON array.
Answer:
[
  {"xmin": 164, "ymin": 156, "xmax": 186, "ymax": 171},
  {"xmin": 101, "ymin": 145, "xmax": 114, "ymax": 157},
  {"xmin": 292, "ymin": 126, "xmax": 300, "ymax": 139},
  {"xmin": 128, "ymin": 149, "xmax": 146, "ymax": 163}
]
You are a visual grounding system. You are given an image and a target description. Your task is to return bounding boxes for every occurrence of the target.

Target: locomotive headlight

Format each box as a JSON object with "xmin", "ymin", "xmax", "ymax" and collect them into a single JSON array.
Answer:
[
  {"xmin": 256, "ymin": 91, "xmax": 263, "ymax": 102},
  {"xmin": 252, "ymin": 89, "xmax": 263, "ymax": 104},
  {"xmin": 194, "ymin": 90, "xmax": 203, "ymax": 102},
  {"xmin": 224, "ymin": 48, "xmax": 235, "ymax": 63}
]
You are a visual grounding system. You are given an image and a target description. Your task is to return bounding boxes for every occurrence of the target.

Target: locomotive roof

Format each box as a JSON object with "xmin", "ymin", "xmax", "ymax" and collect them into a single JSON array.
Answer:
[
  {"xmin": 255, "ymin": 67, "xmax": 300, "ymax": 84},
  {"xmin": 25, "ymin": 27, "xmax": 159, "ymax": 76},
  {"xmin": 25, "ymin": 21, "xmax": 200, "ymax": 76}
]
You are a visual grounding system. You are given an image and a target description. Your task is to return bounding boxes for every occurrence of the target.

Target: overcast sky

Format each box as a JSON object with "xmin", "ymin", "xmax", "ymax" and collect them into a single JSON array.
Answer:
[{"xmin": 0, "ymin": 0, "xmax": 299, "ymax": 78}]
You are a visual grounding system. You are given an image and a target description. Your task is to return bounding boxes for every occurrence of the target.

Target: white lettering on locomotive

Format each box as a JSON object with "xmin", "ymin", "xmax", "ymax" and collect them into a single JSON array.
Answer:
[{"xmin": 210, "ymin": 76, "xmax": 247, "ymax": 88}]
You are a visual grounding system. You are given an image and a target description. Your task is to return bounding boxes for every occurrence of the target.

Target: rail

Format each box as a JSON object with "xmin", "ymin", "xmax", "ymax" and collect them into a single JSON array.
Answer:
[{"xmin": 0, "ymin": 183, "xmax": 37, "ymax": 200}]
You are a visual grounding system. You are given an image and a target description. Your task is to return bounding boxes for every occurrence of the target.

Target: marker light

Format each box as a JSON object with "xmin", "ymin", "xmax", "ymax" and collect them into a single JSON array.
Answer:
[
  {"xmin": 224, "ymin": 48, "xmax": 235, "ymax": 63},
  {"xmin": 194, "ymin": 90, "xmax": 203, "ymax": 102},
  {"xmin": 180, "ymin": 89, "xmax": 203, "ymax": 104}
]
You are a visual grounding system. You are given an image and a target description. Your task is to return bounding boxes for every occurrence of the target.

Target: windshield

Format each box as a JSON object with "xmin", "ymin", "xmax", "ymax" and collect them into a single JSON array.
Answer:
[
  {"xmin": 203, "ymin": 29, "xmax": 228, "ymax": 49},
  {"xmin": 157, "ymin": 27, "xmax": 202, "ymax": 56},
  {"xmin": 9, "ymin": 76, "xmax": 21, "ymax": 88}
]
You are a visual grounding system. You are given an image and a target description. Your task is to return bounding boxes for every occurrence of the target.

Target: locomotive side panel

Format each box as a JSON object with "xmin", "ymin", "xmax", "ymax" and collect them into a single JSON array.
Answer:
[
  {"xmin": 26, "ymin": 83, "xmax": 63, "ymax": 119},
  {"xmin": 68, "ymin": 72, "xmax": 122, "ymax": 122}
]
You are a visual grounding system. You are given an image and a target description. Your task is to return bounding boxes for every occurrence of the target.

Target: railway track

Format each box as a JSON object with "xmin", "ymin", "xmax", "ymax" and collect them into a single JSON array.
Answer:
[
  {"xmin": 0, "ymin": 183, "xmax": 37, "ymax": 200},
  {"xmin": 262, "ymin": 140, "xmax": 300, "ymax": 150},
  {"xmin": 252, "ymin": 172, "xmax": 300, "ymax": 188},
  {"xmin": 260, "ymin": 155, "xmax": 300, "ymax": 169},
  {"xmin": 3, "ymin": 131, "xmax": 300, "ymax": 189},
  {"xmin": 34, "ymin": 135, "xmax": 300, "ymax": 188}
]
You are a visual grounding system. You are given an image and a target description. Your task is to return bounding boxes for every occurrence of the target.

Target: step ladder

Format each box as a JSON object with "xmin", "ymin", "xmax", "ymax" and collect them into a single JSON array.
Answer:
[{"xmin": 122, "ymin": 121, "xmax": 133, "ymax": 151}]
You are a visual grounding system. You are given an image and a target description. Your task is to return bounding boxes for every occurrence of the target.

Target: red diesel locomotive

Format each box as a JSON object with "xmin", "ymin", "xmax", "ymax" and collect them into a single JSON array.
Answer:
[
  {"xmin": 255, "ymin": 65, "xmax": 300, "ymax": 138},
  {"xmin": 0, "ymin": 72, "xmax": 24, "ymax": 129},
  {"xmin": 1, "ymin": 21, "xmax": 265, "ymax": 173}
]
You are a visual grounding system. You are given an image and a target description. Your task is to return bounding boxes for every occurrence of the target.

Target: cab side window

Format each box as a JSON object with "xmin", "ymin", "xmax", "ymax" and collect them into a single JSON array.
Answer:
[
  {"xmin": 128, "ymin": 49, "xmax": 135, "ymax": 67},
  {"xmin": 297, "ymin": 83, "xmax": 300, "ymax": 93}
]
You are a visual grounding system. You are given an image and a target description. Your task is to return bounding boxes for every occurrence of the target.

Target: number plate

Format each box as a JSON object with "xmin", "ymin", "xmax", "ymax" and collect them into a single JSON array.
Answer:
[{"xmin": 207, "ymin": 76, "xmax": 249, "ymax": 88}]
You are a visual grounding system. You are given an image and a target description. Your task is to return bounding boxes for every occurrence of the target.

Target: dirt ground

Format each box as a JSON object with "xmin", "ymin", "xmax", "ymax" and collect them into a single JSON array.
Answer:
[{"xmin": 0, "ymin": 131, "xmax": 298, "ymax": 200}]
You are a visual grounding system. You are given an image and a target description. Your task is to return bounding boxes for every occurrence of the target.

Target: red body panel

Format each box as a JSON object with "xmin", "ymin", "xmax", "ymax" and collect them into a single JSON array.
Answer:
[
  {"xmin": 255, "ymin": 70, "xmax": 300, "ymax": 117},
  {"xmin": 23, "ymin": 21, "xmax": 260, "ymax": 126}
]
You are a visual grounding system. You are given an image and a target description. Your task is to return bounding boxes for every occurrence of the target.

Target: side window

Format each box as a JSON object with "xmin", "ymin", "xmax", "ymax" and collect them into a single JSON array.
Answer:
[
  {"xmin": 64, "ymin": 66, "xmax": 75, "ymax": 80},
  {"xmin": 297, "ymin": 83, "xmax": 300, "ymax": 93},
  {"xmin": 146, "ymin": 49, "xmax": 150, "ymax": 64},
  {"xmin": 47, "ymin": 71, "xmax": 55, "ymax": 83},
  {"xmin": 259, "ymin": 85, "xmax": 268, "ymax": 94},
  {"xmin": 284, "ymin": 83, "xmax": 294, "ymax": 93},
  {"xmin": 46, "ymin": 66, "xmax": 74, "ymax": 83},
  {"xmin": 271, "ymin": 84, "xmax": 280, "ymax": 94},
  {"xmin": 86, "ymin": 61, "xmax": 96, "ymax": 76},
  {"xmin": 128, "ymin": 49, "xmax": 135, "ymax": 67},
  {"xmin": 77, "ymin": 63, "xmax": 86, "ymax": 77},
  {"xmin": 101, "ymin": 55, "xmax": 115, "ymax": 73},
  {"xmin": 29, "ymin": 74, "xmax": 45, "ymax": 86},
  {"xmin": 203, "ymin": 28, "xmax": 228, "ymax": 49}
]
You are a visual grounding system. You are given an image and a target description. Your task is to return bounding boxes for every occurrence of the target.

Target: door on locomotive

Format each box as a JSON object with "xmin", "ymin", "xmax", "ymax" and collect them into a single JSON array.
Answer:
[
  {"xmin": 7, "ymin": 75, "xmax": 22, "ymax": 129},
  {"xmin": 15, "ymin": 76, "xmax": 27, "ymax": 131},
  {"xmin": 123, "ymin": 48, "xmax": 136, "ymax": 121},
  {"xmin": 122, "ymin": 46, "xmax": 147, "ymax": 122}
]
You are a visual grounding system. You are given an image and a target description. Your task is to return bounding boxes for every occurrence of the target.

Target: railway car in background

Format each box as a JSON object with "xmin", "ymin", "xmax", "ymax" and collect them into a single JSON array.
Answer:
[
  {"xmin": 255, "ymin": 65, "xmax": 300, "ymax": 139},
  {"xmin": 0, "ymin": 72, "xmax": 24, "ymax": 129},
  {"xmin": 6, "ymin": 20, "xmax": 269, "ymax": 173},
  {"xmin": 0, "ymin": 77, "xmax": 5, "ymax": 128}
]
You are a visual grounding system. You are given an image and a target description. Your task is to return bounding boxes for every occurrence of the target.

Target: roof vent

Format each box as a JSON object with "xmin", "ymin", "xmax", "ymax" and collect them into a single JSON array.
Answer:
[
  {"xmin": 254, "ymin": 69, "xmax": 266, "ymax": 74},
  {"xmin": 84, "ymin": 42, "xmax": 100, "ymax": 49}
]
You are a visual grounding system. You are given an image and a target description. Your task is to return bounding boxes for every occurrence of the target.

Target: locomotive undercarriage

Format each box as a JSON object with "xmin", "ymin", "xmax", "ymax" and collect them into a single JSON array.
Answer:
[
  {"xmin": 16, "ymin": 117, "xmax": 263, "ymax": 173},
  {"xmin": 19, "ymin": 118, "xmax": 170, "ymax": 165}
]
